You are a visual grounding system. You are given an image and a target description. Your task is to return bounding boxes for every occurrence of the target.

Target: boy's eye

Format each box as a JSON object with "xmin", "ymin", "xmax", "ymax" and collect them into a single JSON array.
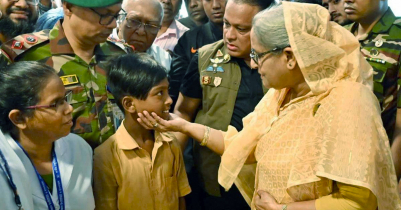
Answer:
[{"xmin": 156, "ymin": 91, "xmax": 163, "ymax": 96}]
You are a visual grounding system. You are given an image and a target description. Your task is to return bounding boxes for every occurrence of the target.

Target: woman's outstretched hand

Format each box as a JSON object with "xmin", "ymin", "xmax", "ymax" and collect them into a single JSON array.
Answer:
[{"xmin": 137, "ymin": 111, "xmax": 189, "ymax": 133}]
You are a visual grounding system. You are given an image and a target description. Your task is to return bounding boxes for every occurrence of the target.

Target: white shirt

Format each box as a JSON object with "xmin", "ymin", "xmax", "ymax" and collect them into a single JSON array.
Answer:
[
  {"xmin": 0, "ymin": 130, "xmax": 35, "ymax": 210},
  {"xmin": 147, "ymin": 44, "xmax": 172, "ymax": 72},
  {"xmin": 109, "ymin": 31, "xmax": 172, "ymax": 72},
  {"xmin": 5, "ymin": 133, "xmax": 95, "ymax": 210}
]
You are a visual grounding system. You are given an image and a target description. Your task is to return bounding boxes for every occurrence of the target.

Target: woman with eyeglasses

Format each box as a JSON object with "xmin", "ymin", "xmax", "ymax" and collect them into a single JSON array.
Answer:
[
  {"xmin": 0, "ymin": 61, "xmax": 95, "ymax": 210},
  {"xmin": 137, "ymin": 2, "xmax": 401, "ymax": 210}
]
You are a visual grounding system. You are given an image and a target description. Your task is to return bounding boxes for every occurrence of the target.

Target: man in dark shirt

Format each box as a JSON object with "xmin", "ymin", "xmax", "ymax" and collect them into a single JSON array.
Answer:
[
  {"xmin": 171, "ymin": 2, "xmax": 226, "ymax": 209},
  {"xmin": 174, "ymin": 0, "xmax": 274, "ymax": 209},
  {"xmin": 169, "ymin": 0, "xmax": 226, "ymax": 110},
  {"xmin": 179, "ymin": 0, "xmax": 208, "ymax": 29}
]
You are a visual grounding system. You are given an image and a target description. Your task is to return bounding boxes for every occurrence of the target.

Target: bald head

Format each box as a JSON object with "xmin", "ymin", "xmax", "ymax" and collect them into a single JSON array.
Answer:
[{"xmin": 122, "ymin": 0, "xmax": 164, "ymax": 21}]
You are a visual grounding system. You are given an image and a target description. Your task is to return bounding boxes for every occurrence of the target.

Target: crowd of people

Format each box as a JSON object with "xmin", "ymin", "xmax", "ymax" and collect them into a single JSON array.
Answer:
[{"xmin": 0, "ymin": 0, "xmax": 400, "ymax": 210}]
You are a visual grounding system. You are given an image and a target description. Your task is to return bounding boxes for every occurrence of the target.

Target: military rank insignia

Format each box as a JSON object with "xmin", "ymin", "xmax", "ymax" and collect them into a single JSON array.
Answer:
[
  {"xmin": 216, "ymin": 49, "xmax": 224, "ymax": 57},
  {"xmin": 375, "ymin": 39, "xmax": 384, "ymax": 47},
  {"xmin": 202, "ymin": 76, "xmax": 212, "ymax": 85},
  {"xmin": 25, "ymin": 36, "xmax": 38, "ymax": 44},
  {"xmin": 223, "ymin": 54, "xmax": 231, "ymax": 62},
  {"xmin": 60, "ymin": 75, "xmax": 79, "ymax": 86},
  {"xmin": 11, "ymin": 41, "xmax": 23, "ymax": 49}
]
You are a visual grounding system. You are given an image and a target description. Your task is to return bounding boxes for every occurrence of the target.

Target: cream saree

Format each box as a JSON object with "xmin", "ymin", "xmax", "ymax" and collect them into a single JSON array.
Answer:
[{"xmin": 218, "ymin": 2, "xmax": 401, "ymax": 209}]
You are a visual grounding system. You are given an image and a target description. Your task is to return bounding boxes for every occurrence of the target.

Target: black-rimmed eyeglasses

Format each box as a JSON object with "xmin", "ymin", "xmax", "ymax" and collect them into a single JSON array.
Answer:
[
  {"xmin": 90, "ymin": 8, "xmax": 126, "ymax": 26},
  {"xmin": 125, "ymin": 18, "xmax": 161, "ymax": 34}
]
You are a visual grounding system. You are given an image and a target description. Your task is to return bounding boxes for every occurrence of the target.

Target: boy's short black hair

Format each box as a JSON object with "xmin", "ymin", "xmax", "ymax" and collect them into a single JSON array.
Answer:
[{"xmin": 106, "ymin": 53, "xmax": 168, "ymax": 112}]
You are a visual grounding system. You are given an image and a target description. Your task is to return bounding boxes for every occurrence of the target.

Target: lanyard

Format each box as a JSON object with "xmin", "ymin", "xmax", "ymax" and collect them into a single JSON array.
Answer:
[
  {"xmin": 16, "ymin": 142, "xmax": 65, "ymax": 210},
  {"xmin": 0, "ymin": 149, "xmax": 23, "ymax": 210}
]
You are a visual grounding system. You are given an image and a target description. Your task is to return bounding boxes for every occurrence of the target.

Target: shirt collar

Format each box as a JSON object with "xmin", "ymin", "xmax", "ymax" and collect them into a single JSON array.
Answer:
[
  {"xmin": 350, "ymin": 8, "xmax": 396, "ymax": 39},
  {"xmin": 161, "ymin": 20, "xmax": 178, "ymax": 38},
  {"xmin": 159, "ymin": 20, "xmax": 188, "ymax": 39},
  {"xmin": 371, "ymin": 8, "xmax": 396, "ymax": 34},
  {"xmin": 49, "ymin": 20, "xmax": 75, "ymax": 55},
  {"xmin": 116, "ymin": 120, "xmax": 174, "ymax": 150}
]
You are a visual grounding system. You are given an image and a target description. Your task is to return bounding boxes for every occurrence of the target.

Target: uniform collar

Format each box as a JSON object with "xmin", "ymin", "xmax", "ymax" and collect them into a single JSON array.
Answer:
[
  {"xmin": 49, "ymin": 20, "xmax": 75, "ymax": 55},
  {"xmin": 370, "ymin": 8, "xmax": 396, "ymax": 34},
  {"xmin": 116, "ymin": 120, "xmax": 174, "ymax": 150},
  {"xmin": 350, "ymin": 8, "xmax": 396, "ymax": 38}
]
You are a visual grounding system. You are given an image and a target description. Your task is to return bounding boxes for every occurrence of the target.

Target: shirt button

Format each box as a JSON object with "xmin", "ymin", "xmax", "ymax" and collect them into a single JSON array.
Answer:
[{"xmin": 370, "ymin": 48, "xmax": 380, "ymax": 56}]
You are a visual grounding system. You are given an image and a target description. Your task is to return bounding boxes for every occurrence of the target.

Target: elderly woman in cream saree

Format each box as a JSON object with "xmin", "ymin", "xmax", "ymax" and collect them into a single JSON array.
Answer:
[{"xmin": 137, "ymin": 2, "xmax": 401, "ymax": 210}]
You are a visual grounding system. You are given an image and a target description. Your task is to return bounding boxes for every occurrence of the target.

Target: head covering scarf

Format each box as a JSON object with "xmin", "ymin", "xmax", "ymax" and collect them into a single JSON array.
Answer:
[{"xmin": 218, "ymin": 2, "xmax": 401, "ymax": 209}]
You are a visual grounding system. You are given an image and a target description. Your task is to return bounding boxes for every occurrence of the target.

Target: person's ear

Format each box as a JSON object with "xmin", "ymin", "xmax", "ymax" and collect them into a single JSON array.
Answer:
[
  {"xmin": 8, "ymin": 110, "xmax": 28, "ymax": 130},
  {"xmin": 122, "ymin": 96, "xmax": 136, "ymax": 114},
  {"xmin": 63, "ymin": 2, "xmax": 73, "ymax": 17},
  {"xmin": 283, "ymin": 47, "xmax": 297, "ymax": 70}
]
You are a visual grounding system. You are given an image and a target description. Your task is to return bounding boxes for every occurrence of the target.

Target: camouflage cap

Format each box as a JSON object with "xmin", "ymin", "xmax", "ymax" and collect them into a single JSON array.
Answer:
[{"xmin": 64, "ymin": 0, "xmax": 122, "ymax": 8}]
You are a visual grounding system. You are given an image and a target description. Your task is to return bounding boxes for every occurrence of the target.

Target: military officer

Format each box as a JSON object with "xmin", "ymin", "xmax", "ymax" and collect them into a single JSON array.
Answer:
[
  {"xmin": 0, "ymin": 0, "xmax": 130, "ymax": 148},
  {"xmin": 344, "ymin": 0, "xmax": 401, "ymax": 180}
]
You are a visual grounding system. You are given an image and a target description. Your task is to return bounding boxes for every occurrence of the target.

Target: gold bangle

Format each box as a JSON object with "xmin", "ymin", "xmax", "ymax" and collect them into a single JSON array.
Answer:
[{"xmin": 200, "ymin": 126, "xmax": 210, "ymax": 146}]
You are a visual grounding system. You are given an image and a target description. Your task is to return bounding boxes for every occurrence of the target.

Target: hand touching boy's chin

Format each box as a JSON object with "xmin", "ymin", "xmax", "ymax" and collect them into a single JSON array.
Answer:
[{"xmin": 149, "ymin": 109, "xmax": 170, "ymax": 120}]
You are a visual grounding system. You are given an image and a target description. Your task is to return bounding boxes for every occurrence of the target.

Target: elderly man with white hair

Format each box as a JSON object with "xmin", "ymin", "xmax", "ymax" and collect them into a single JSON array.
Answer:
[{"xmin": 113, "ymin": 0, "xmax": 172, "ymax": 71}]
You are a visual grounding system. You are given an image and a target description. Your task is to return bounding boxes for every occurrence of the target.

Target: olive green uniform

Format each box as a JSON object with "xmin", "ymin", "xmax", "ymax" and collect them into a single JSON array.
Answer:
[{"xmin": 349, "ymin": 9, "xmax": 401, "ymax": 142}]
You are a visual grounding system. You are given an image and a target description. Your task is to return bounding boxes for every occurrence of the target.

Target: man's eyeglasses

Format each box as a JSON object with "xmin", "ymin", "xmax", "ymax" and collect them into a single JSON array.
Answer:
[
  {"xmin": 125, "ymin": 18, "xmax": 161, "ymax": 34},
  {"xmin": 90, "ymin": 8, "xmax": 126, "ymax": 26},
  {"xmin": 26, "ymin": 90, "xmax": 73, "ymax": 110},
  {"xmin": 8, "ymin": 0, "xmax": 38, "ymax": 6},
  {"xmin": 250, "ymin": 46, "xmax": 290, "ymax": 64}
]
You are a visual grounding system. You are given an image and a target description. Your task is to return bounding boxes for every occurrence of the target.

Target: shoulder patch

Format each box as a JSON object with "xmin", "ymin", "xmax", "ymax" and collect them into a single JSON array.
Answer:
[{"xmin": 1, "ymin": 30, "xmax": 50, "ymax": 62}]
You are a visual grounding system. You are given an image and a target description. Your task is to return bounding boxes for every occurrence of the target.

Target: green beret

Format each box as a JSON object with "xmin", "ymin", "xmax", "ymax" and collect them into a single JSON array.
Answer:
[{"xmin": 64, "ymin": 0, "xmax": 122, "ymax": 8}]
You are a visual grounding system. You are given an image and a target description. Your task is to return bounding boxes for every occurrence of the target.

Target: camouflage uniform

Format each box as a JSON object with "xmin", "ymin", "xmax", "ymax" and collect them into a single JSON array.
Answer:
[
  {"xmin": 0, "ymin": 20, "xmax": 129, "ymax": 148},
  {"xmin": 349, "ymin": 9, "xmax": 401, "ymax": 142}
]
